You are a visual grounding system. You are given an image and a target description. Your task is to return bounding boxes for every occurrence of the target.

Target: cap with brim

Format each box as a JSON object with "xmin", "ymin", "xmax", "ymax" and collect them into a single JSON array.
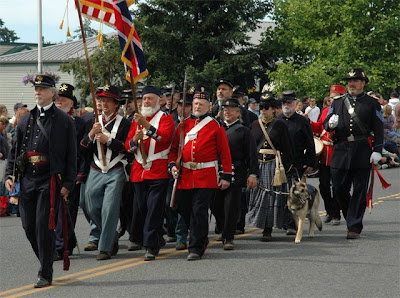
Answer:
[
  {"xmin": 248, "ymin": 98, "xmax": 257, "ymax": 104},
  {"xmin": 388, "ymin": 131, "xmax": 400, "ymax": 139},
  {"xmin": 260, "ymin": 91, "xmax": 275, "ymax": 102},
  {"xmin": 330, "ymin": 85, "xmax": 346, "ymax": 95},
  {"xmin": 96, "ymin": 85, "xmax": 122, "ymax": 101},
  {"xmin": 222, "ymin": 97, "xmax": 240, "ymax": 108},
  {"xmin": 58, "ymin": 83, "xmax": 78, "ymax": 107},
  {"xmin": 142, "ymin": 85, "xmax": 161, "ymax": 97},
  {"xmin": 178, "ymin": 94, "xmax": 193, "ymax": 105},
  {"xmin": 280, "ymin": 90, "xmax": 297, "ymax": 103},
  {"xmin": 215, "ymin": 78, "xmax": 233, "ymax": 89},
  {"xmin": 33, "ymin": 75, "xmax": 55, "ymax": 87},
  {"xmin": 343, "ymin": 68, "xmax": 369, "ymax": 84},
  {"xmin": 14, "ymin": 103, "xmax": 28, "ymax": 110},
  {"xmin": 121, "ymin": 89, "xmax": 133, "ymax": 100},
  {"xmin": 233, "ymin": 85, "xmax": 246, "ymax": 96},
  {"xmin": 193, "ymin": 91, "xmax": 211, "ymax": 101}
]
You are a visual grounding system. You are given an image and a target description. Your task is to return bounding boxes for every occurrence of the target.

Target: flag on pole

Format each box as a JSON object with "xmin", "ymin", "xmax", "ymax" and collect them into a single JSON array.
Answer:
[{"xmin": 79, "ymin": 0, "xmax": 148, "ymax": 83}]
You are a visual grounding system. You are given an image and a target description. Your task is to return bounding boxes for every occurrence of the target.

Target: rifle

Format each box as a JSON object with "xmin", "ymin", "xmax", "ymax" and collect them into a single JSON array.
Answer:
[
  {"xmin": 130, "ymin": 69, "xmax": 147, "ymax": 165},
  {"xmin": 170, "ymin": 72, "xmax": 188, "ymax": 208},
  {"xmin": 168, "ymin": 83, "xmax": 176, "ymax": 115}
]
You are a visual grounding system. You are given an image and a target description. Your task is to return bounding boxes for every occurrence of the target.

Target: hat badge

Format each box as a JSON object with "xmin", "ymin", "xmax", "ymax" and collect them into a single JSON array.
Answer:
[
  {"xmin": 226, "ymin": 101, "xmax": 230, "ymax": 106},
  {"xmin": 361, "ymin": 71, "xmax": 365, "ymax": 77},
  {"xmin": 201, "ymin": 86, "xmax": 205, "ymax": 92},
  {"xmin": 332, "ymin": 86, "xmax": 336, "ymax": 91},
  {"xmin": 103, "ymin": 84, "xmax": 110, "ymax": 91},
  {"xmin": 349, "ymin": 70, "xmax": 356, "ymax": 77},
  {"xmin": 60, "ymin": 84, "xmax": 68, "ymax": 92},
  {"xmin": 189, "ymin": 86, "xmax": 195, "ymax": 93}
]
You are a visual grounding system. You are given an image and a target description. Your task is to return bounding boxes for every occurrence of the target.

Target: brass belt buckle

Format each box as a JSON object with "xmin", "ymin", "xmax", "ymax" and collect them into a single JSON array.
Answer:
[
  {"xmin": 30, "ymin": 156, "xmax": 40, "ymax": 163},
  {"xmin": 189, "ymin": 163, "xmax": 197, "ymax": 170}
]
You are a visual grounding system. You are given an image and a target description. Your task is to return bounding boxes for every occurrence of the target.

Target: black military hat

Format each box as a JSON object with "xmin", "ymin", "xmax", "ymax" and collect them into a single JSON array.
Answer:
[
  {"xmin": 279, "ymin": 90, "xmax": 297, "ymax": 103},
  {"xmin": 178, "ymin": 93, "xmax": 193, "ymax": 105},
  {"xmin": 343, "ymin": 67, "xmax": 369, "ymax": 84},
  {"xmin": 215, "ymin": 78, "xmax": 233, "ymax": 89},
  {"xmin": 260, "ymin": 91, "xmax": 275, "ymax": 102},
  {"xmin": 58, "ymin": 83, "xmax": 78, "ymax": 107},
  {"xmin": 233, "ymin": 85, "xmax": 246, "ymax": 96},
  {"xmin": 162, "ymin": 82, "xmax": 180, "ymax": 95},
  {"xmin": 189, "ymin": 83, "xmax": 206, "ymax": 94},
  {"xmin": 193, "ymin": 91, "xmax": 211, "ymax": 101},
  {"xmin": 96, "ymin": 85, "xmax": 122, "ymax": 101},
  {"xmin": 14, "ymin": 102, "xmax": 27, "ymax": 111},
  {"xmin": 222, "ymin": 97, "xmax": 240, "ymax": 108},
  {"xmin": 33, "ymin": 74, "xmax": 55, "ymax": 88},
  {"xmin": 121, "ymin": 89, "xmax": 133, "ymax": 100},
  {"xmin": 142, "ymin": 85, "xmax": 161, "ymax": 97}
]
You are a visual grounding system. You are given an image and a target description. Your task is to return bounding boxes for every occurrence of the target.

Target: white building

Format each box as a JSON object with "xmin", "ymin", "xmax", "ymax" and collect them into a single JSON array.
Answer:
[{"xmin": 0, "ymin": 37, "xmax": 100, "ymax": 114}]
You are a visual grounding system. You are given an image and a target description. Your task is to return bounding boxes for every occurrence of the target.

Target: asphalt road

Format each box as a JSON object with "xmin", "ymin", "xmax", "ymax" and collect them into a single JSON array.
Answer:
[{"xmin": 0, "ymin": 167, "xmax": 399, "ymax": 297}]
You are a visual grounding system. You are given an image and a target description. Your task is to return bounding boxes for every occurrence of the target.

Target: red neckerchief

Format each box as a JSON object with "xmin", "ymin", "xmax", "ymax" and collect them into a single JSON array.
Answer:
[
  {"xmin": 102, "ymin": 112, "xmax": 117, "ymax": 128},
  {"xmin": 67, "ymin": 109, "xmax": 74, "ymax": 115}
]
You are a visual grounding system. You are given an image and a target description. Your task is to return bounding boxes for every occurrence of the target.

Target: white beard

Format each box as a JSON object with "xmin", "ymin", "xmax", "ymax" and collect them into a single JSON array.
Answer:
[
  {"xmin": 141, "ymin": 103, "xmax": 160, "ymax": 117},
  {"xmin": 193, "ymin": 110, "xmax": 207, "ymax": 117},
  {"xmin": 59, "ymin": 106, "xmax": 70, "ymax": 113},
  {"xmin": 282, "ymin": 106, "xmax": 294, "ymax": 117}
]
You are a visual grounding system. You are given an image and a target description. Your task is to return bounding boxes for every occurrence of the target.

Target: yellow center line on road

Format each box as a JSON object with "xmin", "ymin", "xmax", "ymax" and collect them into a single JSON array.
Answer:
[{"xmin": 1, "ymin": 228, "xmax": 261, "ymax": 297}]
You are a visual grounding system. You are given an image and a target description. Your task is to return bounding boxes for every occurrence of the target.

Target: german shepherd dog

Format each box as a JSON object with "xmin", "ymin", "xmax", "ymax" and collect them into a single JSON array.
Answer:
[{"xmin": 288, "ymin": 176, "xmax": 322, "ymax": 243}]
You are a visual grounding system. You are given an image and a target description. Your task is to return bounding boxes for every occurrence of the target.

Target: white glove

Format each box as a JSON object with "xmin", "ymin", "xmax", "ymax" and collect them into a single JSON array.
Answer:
[
  {"xmin": 328, "ymin": 114, "xmax": 339, "ymax": 129},
  {"xmin": 370, "ymin": 152, "xmax": 382, "ymax": 165}
]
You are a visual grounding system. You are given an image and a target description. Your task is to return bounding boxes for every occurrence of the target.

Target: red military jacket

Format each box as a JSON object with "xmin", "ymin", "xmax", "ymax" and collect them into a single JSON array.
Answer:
[
  {"xmin": 125, "ymin": 110, "xmax": 175, "ymax": 182},
  {"xmin": 311, "ymin": 107, "xmax": 333, "ymax": 166},
  {"xmin": 169, "ymin": 116, "xmax": 232, "ymax": 189}
]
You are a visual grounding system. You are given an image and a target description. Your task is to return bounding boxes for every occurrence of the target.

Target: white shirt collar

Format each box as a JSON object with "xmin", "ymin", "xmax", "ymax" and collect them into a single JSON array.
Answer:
[{"xmin": 37, "ymin": 102, "xmax": 53, "ymax": 112}]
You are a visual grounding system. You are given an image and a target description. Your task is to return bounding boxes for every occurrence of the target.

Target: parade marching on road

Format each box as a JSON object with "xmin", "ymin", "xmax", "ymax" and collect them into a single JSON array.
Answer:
[{"xmin": 0, "ymin": 170, "xmax": 399, "ymax": 297}]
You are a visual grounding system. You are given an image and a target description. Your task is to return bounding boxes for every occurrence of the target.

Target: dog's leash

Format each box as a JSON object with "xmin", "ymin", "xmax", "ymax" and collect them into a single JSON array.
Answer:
[{"xmin": 257, "ymin": 184, "xmax": 290, "ymax": 195}]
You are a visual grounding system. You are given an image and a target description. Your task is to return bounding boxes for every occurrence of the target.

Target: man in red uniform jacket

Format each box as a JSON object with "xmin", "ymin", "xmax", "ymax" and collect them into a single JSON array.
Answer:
[
  {"xmin": 310, "ymin": 85, "xmax": 346, "ymax": 225},
  {"xmin": 169, "ymin": 91, "xmax": 232, "ymax": 261},
  {"xmin": 125, "ymin": 85, "xmax": 175, "ymax": 261}
]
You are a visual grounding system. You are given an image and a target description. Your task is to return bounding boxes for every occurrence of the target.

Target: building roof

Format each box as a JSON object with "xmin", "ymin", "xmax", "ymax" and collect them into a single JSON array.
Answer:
[
  {"xmin": 0, "ymin": 42, "xmax": 40, "ymax": 56},
  {"xmin": 0, "ymin": 36, "xmax": 107, "ymax": 64}
]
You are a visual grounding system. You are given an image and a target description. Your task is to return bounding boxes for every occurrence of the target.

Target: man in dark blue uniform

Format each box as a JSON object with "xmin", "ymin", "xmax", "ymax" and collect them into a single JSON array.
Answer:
[
  {"xmin": 212, "ymin": 97, "xmax": 258, "ymax": 250},
  {"xmin": 5, "ymin": 75, "xmax": 77, "ymax": 288},
  {"xmin": 324, "ymin": 68, "xmax": 383, "ymax": 239},
  {"xmin": 54, "ymin": 83, "xmax": 86, "ymax": 260}
]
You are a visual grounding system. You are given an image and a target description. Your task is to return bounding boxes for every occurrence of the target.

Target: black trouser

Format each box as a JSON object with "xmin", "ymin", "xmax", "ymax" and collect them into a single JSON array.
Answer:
[
  {"xmin": 134, "ymin": 179, "xmax": 169, "ymax": 250},
  {"xmin": 331, "ymin": 167, "xmax": 370, "ymax": 234},
  {"xmin": 68, "ymin": 183, "xmax": 81, "ymax": 228},
  {"xmin": 20, "ymin": 172, "xmax": 59, "ymax": 282},
  {"xmin": 319, "ymin": 164, "xmax": 341, "ymax": 219},
  {"xmin": 128, "ymin": 183, "xmax": 144, "ymax": 244},
  {"xmin": 119, "ymin": 181, "xmax": 133, "ymax": 235},
  {"xmin": 212, "ymin": 185, "xmax": 241, "ymax": 240},
  {"xmin": 176, "ymin": 188, "xmax": 215, "ymax": 256},
  {"xmin": 165, "ymin": 179, "xmax": 177, "ymax": 237},
  {"xmin": 236, "ymin": 189, "xmax": 249, "ymax": 231}
]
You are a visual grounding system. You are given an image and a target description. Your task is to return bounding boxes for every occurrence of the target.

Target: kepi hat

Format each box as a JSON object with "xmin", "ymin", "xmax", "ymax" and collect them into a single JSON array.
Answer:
[{"xmin": 343, "ymin": 68, "xmax": 369, "ymax": 84}]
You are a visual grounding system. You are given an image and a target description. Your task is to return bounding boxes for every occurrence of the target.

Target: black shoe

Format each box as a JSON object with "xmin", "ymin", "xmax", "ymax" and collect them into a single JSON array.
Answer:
[
  {"xmin": 34, "ymin": 277, "xmax": 52, "ymax": 288},
  {"xmin": 175, "ymin": 243, "xmax": 187, "ymax": 251},
  {"xmin": 127, "ymin": 241, "xmax": 142, "ymax": 251},
  {"xmin": 159, "ymin": 236, "xmax": 166, "ymax": 248},
  {"xmin": 117, "ymin": 225, "xmax": 126, "ymax": 238},
  {"xmin": 187, "ymin": 253, "xmax": 201, "ymax": 261},
  {"xmin": 323, "ymin": 215, "xmax": 332, "ymax": 223},
  {"xmin": 346, "ymin": 231, "xmax": 360, "ymax": 239},
  {"xmin": 235, "ymin": 229, "xmax": 245, "ymax": 235},
  {"xmin": 144, "ymin": 248, "xmax": 158, "ymax": 261},
  {"xmin": 223, "ymin": 239, "xmax": 235, "ymax": 250},
  {"xmin": 53, "ymin": 250, "xmax": 62, "ymax": 261}
]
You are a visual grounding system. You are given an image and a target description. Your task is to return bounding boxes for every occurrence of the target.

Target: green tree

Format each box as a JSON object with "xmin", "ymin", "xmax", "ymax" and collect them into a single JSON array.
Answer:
[
  {"xmin": 68, "ymin": 19, "xmax": 98, "ymax": 41},
  {"xmin": 262, "ymin": 0, "xmax": 400, "ymax": 100},
  {"xmin": 134, "ymin": 0, "xmax": 272, "ymax": 92},
  {"xmin": 0, "ymin": 19, "xmax": 19, "ymax": 42},
  {"xmin": 59, "ymin": 36, "xmax": 127, "ymax": 105}
]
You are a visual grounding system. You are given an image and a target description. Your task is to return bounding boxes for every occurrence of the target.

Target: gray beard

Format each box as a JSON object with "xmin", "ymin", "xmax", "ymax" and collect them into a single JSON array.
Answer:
[{"xmin": 141, "ymin": 103, "xmax": 160, "ymax": 117}]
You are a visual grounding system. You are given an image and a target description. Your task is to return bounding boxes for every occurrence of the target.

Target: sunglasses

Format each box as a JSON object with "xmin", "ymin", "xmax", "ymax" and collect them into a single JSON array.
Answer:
[{"xmin": 259, "ymin": 104, "xmax": 271, "ymax": 110}]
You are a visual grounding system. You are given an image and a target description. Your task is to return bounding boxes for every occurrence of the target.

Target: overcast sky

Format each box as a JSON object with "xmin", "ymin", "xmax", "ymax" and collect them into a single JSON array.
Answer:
[
  {"xmin": 1, "ymin": 0, "xmax": 270, "ymax": 44},
  {"xmin": 0, "ymin": 0, "xmax": 114, "ymax": 44}
]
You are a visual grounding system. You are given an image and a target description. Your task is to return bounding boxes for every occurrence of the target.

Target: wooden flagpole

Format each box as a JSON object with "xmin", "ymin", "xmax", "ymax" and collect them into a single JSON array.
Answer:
[{"xmin": 74, "ymin": 0, "xmax": 106, "ymax": 166}]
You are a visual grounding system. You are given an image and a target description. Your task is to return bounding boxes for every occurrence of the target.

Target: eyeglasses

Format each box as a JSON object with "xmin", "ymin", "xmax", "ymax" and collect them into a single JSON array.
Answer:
[{"xmin": 259, "ymin": 105, "xmax": 270, "ymax": 110}]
